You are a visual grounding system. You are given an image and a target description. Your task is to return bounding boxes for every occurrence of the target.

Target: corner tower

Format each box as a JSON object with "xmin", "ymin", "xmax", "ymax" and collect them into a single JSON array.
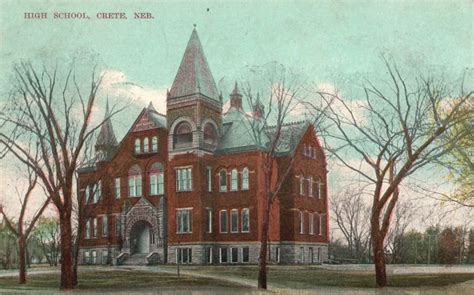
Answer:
[
  {"xmin": 167, "ymin": 27, "xmax": 222, "ymax": 159},
  {"xmin": 95, "ymin": 99, "xmax": 118, "ymax": 161}
]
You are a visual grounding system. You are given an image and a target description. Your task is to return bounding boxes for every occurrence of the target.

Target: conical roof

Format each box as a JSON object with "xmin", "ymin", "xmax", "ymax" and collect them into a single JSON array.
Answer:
[
  {"xmin": 96, "ymin": 100, "xmax": 118, "ymax": 147},
  {"xmin": 169, "ymin": 28, "xmax": 219, "ymax": 101}
]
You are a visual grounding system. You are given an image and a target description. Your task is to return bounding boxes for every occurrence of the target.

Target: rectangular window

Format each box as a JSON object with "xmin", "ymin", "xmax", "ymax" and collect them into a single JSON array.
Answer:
[
  {"xmin": 241, "ymin": 168, "xmax": 249, "ymax": 190},
  {"xmin": 299, "ymin": 211, "xmax": 304, "ymax": 234},
  {"xmin": 85, "ymin": 185, "xmax": 91, "ymax": 203},
  {"xmin": 242, "ymin": 247, "xmax": 250, "ymax": 263},
  {"xmin": 94, "ymin": 181, "xmax": 101, "ymax": 203},
  {"xmin": 315, "ymin": 214, "xmax": 320, "ymax": 235},
  {"xmin": 219, "ymin": 170, "xmax": 227, "ymax": 192},
  {"xmin": 309, "ymin": 213, "xmax": 314, "ymax": 235},
  {"xmin": 308, "ymin": 177, "xmax": 313, "ymax": 197},
  {"xmin": 231, "ymin": 248, "xmax": 238, "ymax": 263},
  {"xmin": 176, "ymin": 209, "xmax": 192, "ymax": 233},
  {"xmin": 93, "ymin": 218, "xmax": 98, "ymax": 238},
  {"xmin": 220, "ymin": 248, "xmax": 228, "ymax": 263},
  {"xmin": 128, "ymin": 177, "xmax": 135, "ymax": 197},
  {"xmin": 276, "ymin": 247, "xmax": 280, "ymax": 263},
  {"xmin": 157, "ymin": 173, "xmax": 164, "ymax": 194},
  {"xmin": 115, "ymin": 215, "xmax": 121, "ymax": 238},
  {"xmin": 206, "ymin": 209, "xmax": 212, "ymax": 233},
  {"xmin": 84, "ymin": 251, "xmax": 90, "ymax": 264},
  {"xmin": 241, "ymin": 208, "xmax": 250, "ymax": 233},
  {"xmin": 115, "ymin": 178, "xmax": 121, "ymax": 199},
  {"xmin": 206, "ymin": 247, "xmax": 213, "ymax": 264},
  {"xmin": 300, "ymin": 247, "xmax": 304, "ymax": 263},
  {"xmin": 219, "ymin": 210, "xmax": 228, "ymax": 233},
  {"xmin": 231, "ymin": 209, "xmax": 238, "ymax": 233},
  {"xmin": 176, "ymin": 168, "xmax": 192, "ymax": 192},
  {"xmin": 230, "ymin": 169, "xmax": 238, "ymax": 191},
  {"xmin": 177, "ymin": 248, "xmax": 192, "ymax": 263},
  {"xmin": 207, "ymin": 167, "xmax": 212, "ymax": 192},
  {"xmin": 150, "ymin": 174, "xmax": 158, "ymax": 195},
  {"xmin": 317, "ymin": 247, "xmax": 321, "ymax": 262},
  {"xmin": 309, "ymin": 247, "xmax": 314, "ymax": 264},
  {"xmin": 102, "ymin": 215, "xmax": 108, "ymax": 237},
  {"xmin": 85, "ymin": 219, "xmax": 91, "ymax": 239},
  {"xmin": 91, "ymin": 250, "xmax": 97, "ymax": 264},
  {"xmin": 128, "ymin": 176, "xmax": 142, "ymax": 197},
  {"xmin": 102, "ymin": 250, "xmax": 108, "ymax": 265}
]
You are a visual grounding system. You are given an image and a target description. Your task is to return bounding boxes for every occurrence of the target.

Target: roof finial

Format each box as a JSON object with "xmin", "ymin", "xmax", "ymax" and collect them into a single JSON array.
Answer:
[{"xmin": 193, "ymin": 24, "xmax": 197, "ymax": 30}]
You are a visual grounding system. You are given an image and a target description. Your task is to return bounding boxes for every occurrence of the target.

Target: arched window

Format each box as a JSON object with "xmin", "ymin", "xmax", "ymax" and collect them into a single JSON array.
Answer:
[
  {"xmin": 134, "ymin": 138, "xmax": 141, "ymax": 154},
  {"xmin": 143, "ymin": 137, "xmax": 149, "ymax": 153},
  {"xmin": 174, "ymin": 121, "xmax": 193, "ymax": 148},
  {"xmin": 242, "ymin": 167, "xmax": 249, "ymax": 191},
  {"xmin": 230, "ymin": 169, "xmax": 238, "ymax": 191},
  {"xmin": 152, "ymin": 136, "xmax": 158, "ymax": 152},
  {"xmin": 241, "ymin": 208, "xmax": 250, "ymax": 233},
  {"xmin": 299, "ymin": 175, "xmax": 305, "ymax": 196},
  {"xmin": 128, "ymin": 165, "xmax": 142, "ymax": 197},
  {"xmin": 203, "ymin": 122, "xmax": 218, "ymax": 148},
  {"xmin": 308, "ymin": 176, "xmax": 313, "ymax": 197},
  {"xmin": 315, "ymin": 177, "xmax": 322, "ymax": 199},
  {"xmin": 150, "ymin": 162, "xmax": 164, "ymax": 195},
  {"xmin": 219, "ymin": 169, "xmax": 227, "ymax": 192}
]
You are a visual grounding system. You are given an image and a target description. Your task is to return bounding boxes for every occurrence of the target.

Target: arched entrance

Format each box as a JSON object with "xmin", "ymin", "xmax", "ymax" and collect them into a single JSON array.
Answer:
[{"xmin": 130, "ymin": 221, "xmax": 153, "ymax": 254}]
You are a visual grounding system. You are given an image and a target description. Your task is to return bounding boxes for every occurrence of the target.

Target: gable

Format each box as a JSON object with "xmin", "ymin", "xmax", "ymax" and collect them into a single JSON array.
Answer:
[{"xmin": 132, "ymin": 111, "xmax": 159, "ymax": 132}]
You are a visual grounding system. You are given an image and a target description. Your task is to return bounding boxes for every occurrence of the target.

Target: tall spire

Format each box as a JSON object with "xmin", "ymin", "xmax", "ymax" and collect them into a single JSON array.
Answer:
[
  {"xmin": 96, "ymin": 98, "xmax": 118, "ymax": 159},
  {"xmin": 229, "ymin": 81, "xmax": 243, "ymax": 109},
  {"xmin": 168, "ymin": 27, "xmax": 219, "ymax": 101},
  {"xmin": 253, "ymin": 93, "xmax": 265, "ymax": 119}
]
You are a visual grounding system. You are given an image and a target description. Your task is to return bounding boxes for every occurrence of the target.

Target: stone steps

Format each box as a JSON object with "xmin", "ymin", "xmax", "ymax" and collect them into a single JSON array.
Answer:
[{"xmin": 121, "ymin": 254, "xmax": 148, "ymax": 266}]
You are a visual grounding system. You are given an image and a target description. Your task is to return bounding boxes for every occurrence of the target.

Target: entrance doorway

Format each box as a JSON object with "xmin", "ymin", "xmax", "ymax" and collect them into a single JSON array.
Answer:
[{"xmin": 130, "ymin": 221, "xmax": 153, "ymax": 254}]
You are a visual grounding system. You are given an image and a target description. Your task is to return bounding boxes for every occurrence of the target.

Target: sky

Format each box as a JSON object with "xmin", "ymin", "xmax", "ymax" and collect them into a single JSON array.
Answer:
[{"xmin": 0, "ymin": 0, "xmax": 472, "ymax": 225}]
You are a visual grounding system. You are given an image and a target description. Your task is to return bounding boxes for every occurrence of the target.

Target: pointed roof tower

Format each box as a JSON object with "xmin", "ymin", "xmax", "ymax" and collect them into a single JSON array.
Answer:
[
  {"xmin": 229, "ymin": 81, "xmax": 243, "ymax": 109},
  {"xmin": 96, "ymin": 99, "xmax": 118, "ymax": 161},
  {"xmin": 253, "ymin": 93, "xmax": 265, "ymax": 119},
  {"xmin": 168, "ymin": 27, "xmax": 219, "ymax": 101}
]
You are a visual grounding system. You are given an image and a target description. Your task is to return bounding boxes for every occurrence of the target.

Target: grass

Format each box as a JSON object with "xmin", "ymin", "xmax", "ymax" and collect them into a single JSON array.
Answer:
[
  {"xmin": 0, "ymin": 268, "xmax": 252, "ymax": 292},
  {"xmin": 162, "ymin": 265, "xmax": 474, "ymax": 289}
]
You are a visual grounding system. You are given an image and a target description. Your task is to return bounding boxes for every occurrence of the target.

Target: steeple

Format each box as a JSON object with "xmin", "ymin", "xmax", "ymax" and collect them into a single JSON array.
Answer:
[
  {"xmin": 168, "ymin": 27, "xmax": 219, "ymax": 101},
  {"xmin": 229, "ymin": 81, "xmax": 242, "ymax": 110},
  {"xmin": 253, "ymin": 93, "xmax": 265, "ymax": 119},
  {"xmin": 95, "ymin": 98, "xmax": 118, "ymax": 161}
]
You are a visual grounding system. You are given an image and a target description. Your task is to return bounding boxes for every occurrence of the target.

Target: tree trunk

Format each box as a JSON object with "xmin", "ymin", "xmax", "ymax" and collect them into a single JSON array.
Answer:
[
  {"xmin": 371, "ymin": 219, "xmax": 387, "ymax": 288},
  {"xmin": 18, "ymin": 236, "xmax": 27, "ymax": 284},
  {"xmin": 59, "ymin": 211, "xmax": 74, "ymax": 290},
  {"xmin": 257, "ymin": 201, "xmax": 271, "ymax": 289},
  {"xmin": 72, "ymin": 214, "xmax": 83, "ymax": 286}
]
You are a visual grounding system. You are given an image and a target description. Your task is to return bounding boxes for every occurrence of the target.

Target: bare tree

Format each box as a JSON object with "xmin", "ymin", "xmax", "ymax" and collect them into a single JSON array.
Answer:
[
  {"xmin": 32, "ymin": 216, "xmax": 61, "ymax": 267},
  {"xmin": 0, "ymin": 164, "xmax": 50, "ymax": 284},
  {"xmin": 330, "ymin": 186, "xmax": 371, "ymax": 262},
  {"xmin": 315, "ymin": 58, "xmax": 472, "ymax": 287},
  {"xmin": 0, "ymin": 59, "xmax": 125, "ymax": 289},
  {"xmin": 239, "ymin": 62, "xmax": 330, "ymax": 289}
]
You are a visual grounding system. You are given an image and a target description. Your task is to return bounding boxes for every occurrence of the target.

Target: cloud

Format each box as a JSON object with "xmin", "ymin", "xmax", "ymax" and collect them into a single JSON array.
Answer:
[{"xmin": 99, "ymin": 69, "xmax": 168, "ymax": 114}]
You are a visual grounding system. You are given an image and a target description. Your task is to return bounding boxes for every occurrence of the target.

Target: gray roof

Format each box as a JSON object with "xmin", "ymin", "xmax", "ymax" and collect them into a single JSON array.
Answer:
[
  {"xmin": 169, "ymin": 29, "xmax": 219, "ymax": 101},
  {"xmin": 96, "ymin": 101, "xmax": 118, "ymax": 147}
]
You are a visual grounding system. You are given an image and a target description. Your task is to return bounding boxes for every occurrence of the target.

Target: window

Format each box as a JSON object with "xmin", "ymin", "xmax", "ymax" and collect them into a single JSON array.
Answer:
[
  {"xmin": 220, "ymin": 248, "xmax": 228, "ymax": 263},
  {"xmin": 102, "ymin": 215, "xmax": 108, "ymax": 237},
  {"xmin": 176, "ymin": 167, "xmax": 192, "ymax": 192},
  {"xmin": 220, "ymin": 210, "xmax": 228, "ymax": 233},
  {"xmin": 276, "ymin": 247, "xmax": 280, "ymax": 263},
  {"xmin": 309, "ymin": 247, "xmax": 314, "ymax": 264},
  {"xmin": 309, "ymin": 213, "xmax": 314, "ymax": 235},
  {"xmin": 242, "ymin": 167, "xmax": 249, "ymax": 190},
  {"xmin": 84, "ymin": 251, "xmax": 90, "ymax": 264},
  {"xmin": 300, "ymin": 247, "xmax": 304, "ymax": 263},
  {"xmin": 206, "ymin": 209, "xmax": 213, "ymax": 233},
  {"xmin": 134, "ymin": 138, "xmax": 141, "ymax": 154},
  {"xmin": 85, "ymin": 219, "xmax": 91, "ymax": 239},
  {"xmin": 317, "ymin": 248, "xmax": 321, "ymax": 262},
  {"xmin": 231, "ymin": 248, "xmax": 238, "ymax": 263},
  {"xmin": 115, "ymin": 215, "xmax": 121, "ymax": 238},
  {"xmin": 320, "ymin": 214, "xmax": 326, "ymax": 236},
  {"xmin": 207, "ymin": 167, "xmax": 212, "ymax": 192},
  {"xmin": 152, "ymin": 136, "xmax": 158, "ymax": 152},
  {"xmin": 230, "ymin": 169, "xmax": 238, "ymax": 191},
  {"xmin": 219, "ymin": 170, "xmax": 227, "ymax": 192},
  {"xmin": 93, "ymin": 181, "xmax": 101, "ymax": 203},
  {"xmin": 315, "ymin": 213, "xmax": 320, "ymax": 235},
  {"xmin": 303, "ymin": 144, "xmax": 308, "ymax": 156},
  {"xmin": 128, "ymin": 165, "xmax": 142, "ymax": 197},
  {"xmin": 176, "ymin": 209, "xmax": 192, "ymax": 233},
  {"xmin": 300, "ymin": 176, "xmax": 304, "ymax": 196},
  {"xmin": 85, "ymin": 185, "xmax": 91, "ymax": 203},
  {"xmin": 242, "ymin": 247, "xmax": 250, "ymax": 263},
  {"xmin": 92, "ymin": 218, "xmax": 98, "ymax": 238},
  {"xmin": 150, "ymin": 162, "xmax": 164, "ymax": 195},
  {"xmin": 206, "ymin": 247, "xmax": 213, "ymax": 264},
  {"xmin": 308, "ymin": 176, "xmax": 313, "ymax": 197},
  {"xmin": 91, "ymin": 250, "xmax": 97, "ymax": 264},
  {"xmin": 102, "ymin": 250, "xmax": 109, "ymax": 264},
  {"xmin": 177, "ymin": 248, "xmax": 192, "ymax": 263},
  {"xmin": 299, "ymin": 211, "xmax": 304, "ymax": 234},
  {"xmin": 143, "ymin": 137, "xmax": 149, "ymax": 153},
  {"xmin": 114, "ymin": 178, "xmax": 121, "ymax": 199},
  {"xmin": 231, "ymin": 209, "xmax": 238, "ymax": 233},
  {"xmin": 174, "ymin": 121, "xmax": 193, "ymax": 148},
  {"xmin": 203, "ymin": 122, "xmax": 218, "ymax": 147},
  {"xmin": 316, "ymin": 177, "xmax": 322, "ymax": 199},
  {"xmin": 241, "ymin": 208, "xmax": 250, "ymax": 233}
]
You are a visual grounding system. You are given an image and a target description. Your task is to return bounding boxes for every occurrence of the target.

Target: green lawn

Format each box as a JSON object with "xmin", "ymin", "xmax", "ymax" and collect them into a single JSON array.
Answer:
[
  {"xmin": 161, "ymin": 265, "xmax": 474, "ymax": 289},
  {"xmin": 0, "ymin": 268, "xmax": 252, "ymax": 292}
]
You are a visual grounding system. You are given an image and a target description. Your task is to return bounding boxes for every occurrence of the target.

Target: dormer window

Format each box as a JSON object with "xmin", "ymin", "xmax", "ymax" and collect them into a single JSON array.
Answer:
[
  {"xmin": 174, "ymin": 121, "xmax": 193, "ymax": 149},
  {"xmin": 143, "ymin": 137, "xmax": 149, "ymax": 153},
  {"xmin": 152, "ymin": 136, "xmax": 158, "ymax": 152}
]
